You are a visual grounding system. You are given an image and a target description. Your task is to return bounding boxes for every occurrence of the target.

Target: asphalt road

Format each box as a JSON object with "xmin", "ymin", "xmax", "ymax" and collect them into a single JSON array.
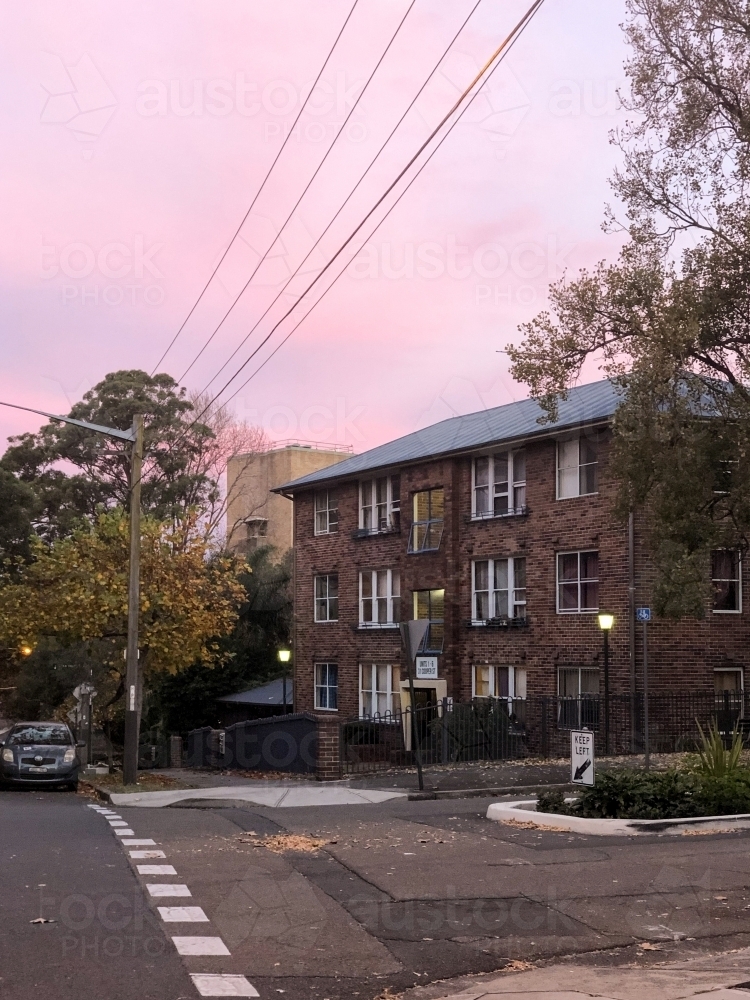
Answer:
[
  {"xmin": 4, "ymin": 786, "xmax": 750, "ymax": 1000},
  {"xmin": 0, "ymin": 788, "xmax": 196, "ymax": 1000}
]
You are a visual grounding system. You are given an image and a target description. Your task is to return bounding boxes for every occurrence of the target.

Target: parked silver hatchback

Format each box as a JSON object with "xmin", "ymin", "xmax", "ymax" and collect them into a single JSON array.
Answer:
[{"xmin": 0, "ymin": 722, "xmax": 83, "ymax": 790}]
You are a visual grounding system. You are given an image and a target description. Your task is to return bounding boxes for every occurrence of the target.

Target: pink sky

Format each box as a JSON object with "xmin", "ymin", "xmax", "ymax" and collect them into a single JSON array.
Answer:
[{"xmin": 0, "ymin": 0, "xmax": 628, "ymax": 453}]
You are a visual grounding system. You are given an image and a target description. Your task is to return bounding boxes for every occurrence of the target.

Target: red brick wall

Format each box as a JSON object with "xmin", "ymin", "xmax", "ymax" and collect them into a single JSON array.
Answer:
[{"xmin": 292, "ymin": 428, "xmax": 749, "ymax": 715}]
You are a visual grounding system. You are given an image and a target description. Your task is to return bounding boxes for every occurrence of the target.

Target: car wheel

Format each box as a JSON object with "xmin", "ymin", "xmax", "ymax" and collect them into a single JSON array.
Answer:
[{"xmin": 66, "ymin": 781, "xmax": 79, "ymax": 792}]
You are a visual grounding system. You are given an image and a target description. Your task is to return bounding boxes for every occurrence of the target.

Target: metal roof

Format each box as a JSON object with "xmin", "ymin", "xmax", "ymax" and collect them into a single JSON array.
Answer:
[
  {"xmin": 274, "ymin": 379, "xmax": 621, "ymax": 493},
  {"xmin": 215, "ymin": 678, "xmax": 294, "ymax": 706}
]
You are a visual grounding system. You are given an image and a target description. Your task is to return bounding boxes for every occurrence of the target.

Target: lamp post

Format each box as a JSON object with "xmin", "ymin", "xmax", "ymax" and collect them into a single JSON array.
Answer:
[
  {"xmin": 597, "ymin": 612, "xmax": 614, "ymax": 755},
  {"xmin": 0, "ymin": 399, "xmax": 142, "ymax": 784},
  {"xmin": 278, "ymin": 648, "xmax": 291, "ymax": 714}
]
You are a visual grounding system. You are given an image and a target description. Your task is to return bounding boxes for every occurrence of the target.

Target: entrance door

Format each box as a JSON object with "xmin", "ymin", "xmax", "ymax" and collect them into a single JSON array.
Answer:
[{"xmin": 412, "ymin": 687, "xmax": 437, "ymax": 748}]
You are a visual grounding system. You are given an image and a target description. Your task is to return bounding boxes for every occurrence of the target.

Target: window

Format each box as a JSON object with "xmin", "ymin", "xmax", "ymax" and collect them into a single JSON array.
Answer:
[
  {"xmin": 715, "ymin": 668, "xmax": 743, "ymax": 696},
  {"xmin": 712, "ymin": 550, "xmax": 741, "ymax": 613},
  {"xmin": 472, "ymin": 665, "xmax": 527, "ymax": 700},
  {"xmin": 408, "ymin": 488, "xmax": 444, "ymax": 552},
  {"xmin": 315, "ymin": 663, "xmax": 338, "ymax": 711},
  {"xmin": 360, "ymin": 476, "xmax": 401, "ymax": 533},
  {"xmin": 557, "ymin": 551, "xmax": 599, "ymax": 613},
  {"xmin": 314, "ymin": 491, "xmax": 339, "ymax": 535},
  {"xmin": 557, "ymin": 437, "xmax": 598, "ymax": 498},
  {"xmin": 360, "ymin": 663, "xmax": 401, "ymax": 718},
  {"xmin": 557, "ymin": 667, "xmax": 600, "ymax": 729},
  {"xmin": 472, "ymin": 558, "xmax": 527, "ymax": 621},
  {"xmin": 359, "ymin": 569, "xmax": 400, "ymax": 627},
  {"xmin": 473, "ymin": 451, "xmax": 526, "ymax": 517},
  {"xmin": 413, "ymin": 589, "xmax": 445, "ymax": 651},
  {"xmin": 314, "ymin": 574, "xmax": 339, "ymax": 622}
]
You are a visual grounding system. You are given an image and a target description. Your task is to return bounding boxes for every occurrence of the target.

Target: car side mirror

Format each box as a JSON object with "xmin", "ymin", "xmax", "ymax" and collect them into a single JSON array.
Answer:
[{"xmin": 75, "ymin": 741, "xmax": 86, "ymax": 748}]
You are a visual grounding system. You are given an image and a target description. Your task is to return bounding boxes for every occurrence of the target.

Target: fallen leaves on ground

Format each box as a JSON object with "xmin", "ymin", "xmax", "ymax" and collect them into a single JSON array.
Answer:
[
  {"xmin": 501, "ymin": 959, "xmax": 534, "ymax": 972},
  {"xmin": 500, "ymin": 818, "xmax": 569, "ymax": 833},
  {"xmin": 237, "ymin": 833, "xmax": 328, "ymax": 853}
]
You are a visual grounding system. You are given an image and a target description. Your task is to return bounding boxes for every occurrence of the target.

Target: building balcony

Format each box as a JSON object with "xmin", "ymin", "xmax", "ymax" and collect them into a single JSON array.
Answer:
[
  {"xmin": 352, "ymin": 523, "xmax": 401, "ymax": 540},
  {"xmin": 466, "ymin": 615, "xmax": 530, "ymax": 630},
  {"xmin": 466, "ymin": 506, "xmax": 529, "ymax": 524}
]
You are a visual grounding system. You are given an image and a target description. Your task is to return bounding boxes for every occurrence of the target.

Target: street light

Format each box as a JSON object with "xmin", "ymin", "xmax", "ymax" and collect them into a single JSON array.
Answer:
[
  {"xmin": 598, "ymin": 612, "xmax": 614, "ymax": 755},
  {"xmin": 0, "ymin": 399, "xmax": 143, "ymax": 785},
  {"xmin": 278, "ymin": 648, "xmax": 291, "ymax": 714}
]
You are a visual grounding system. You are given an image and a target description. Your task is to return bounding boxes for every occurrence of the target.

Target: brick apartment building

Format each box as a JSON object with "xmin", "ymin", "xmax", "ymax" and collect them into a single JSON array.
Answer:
[{"xmin": 273, "ymin": 380, "xmax": 747, "ymax": 724}]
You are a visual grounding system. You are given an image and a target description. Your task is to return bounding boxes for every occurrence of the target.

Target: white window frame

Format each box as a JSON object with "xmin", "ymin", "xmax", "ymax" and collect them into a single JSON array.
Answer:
[
  {"xmin": 314, "ymin": 662, "xmax": 338, "ymax": 711},
  {"xmin": 314, "ymin": 574, "xmax": 339, "ymax": 622},
  {"xmin": 556, "ymin": 550, "xmax": 599, "ymax": 614},
  {"xmin": 557, "ymin": 666, "xmax": 601, "ymax": 730},
  {"xmin": 314, "ymin": 490, "xmax": 339, "ymax": 536},
  {"xmin": 472, "ymin": 664, "xmax": 527, "ymax": 701},
  {"xmin": 711, "ymin": 550, "xmax": 742, "ymax": 614},
  {"xmin": 471, "ymin": 558, "xmax": 527, "ymax": 622},
  {"xmin": 359, "ymin": 663, "xmax": 401, "ymax": 719},
  {"xmin": 359, "ymin": 569, "xmax": 400, "ymax": 628},
  {"xmin": 472, "ymin": 450, "xmax": 526, "ymax": 519},
  {"xmin": 359, "ymin": 475, "xmax": 401, "ymax": 533},
  {"xmin": 714, "ymin": 667, "xmax": 744, "ymax": 693},
  {"xmin": 557, "ymin": 437, "xmax": 598, "ymax": 499}
]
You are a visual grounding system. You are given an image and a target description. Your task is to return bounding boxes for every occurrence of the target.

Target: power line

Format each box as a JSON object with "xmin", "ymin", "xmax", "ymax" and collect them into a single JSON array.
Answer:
[
  {"xmin": 223, "ymin": 3, "xmax": 542, "ymax": 407},
  {"xmin": 146, "ymin": 0, "xmax": 547, "ymax": 482},
  {"xmin": 176, "ymin": 0, "xmax": 419, "ymax": 383},
  {"xmin": 150, "ymin": 0, "xmax": 362, "ymax": 376},
  {"xmin": 199, "ymin": 0, "xmax": 487, "ymax": 395},
  {"xmin": 201, "ymin": 0, "xmax": 548, "ymax": 409}
]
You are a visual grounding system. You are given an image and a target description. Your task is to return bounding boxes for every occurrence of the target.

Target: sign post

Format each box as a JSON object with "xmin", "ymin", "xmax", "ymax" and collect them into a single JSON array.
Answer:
[
  {"xmin": 571, "ymin": 730, "xmax": 595, "ymax": 786},
  {"xmin": 399, "ymin": 621, "xmax": 430, "ymax": 792},
  {"xmin": 636, "ymin": 607, "xmax": 651, "ymax": 771}
]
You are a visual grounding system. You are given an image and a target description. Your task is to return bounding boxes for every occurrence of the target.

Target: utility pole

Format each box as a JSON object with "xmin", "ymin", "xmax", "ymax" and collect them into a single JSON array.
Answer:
[
  {"xmin": 123, "ymin": 414, "xmax": 144, "ymax": 786},
  {"xmin": 0, "ymin": 399, "xmax": 143, "ymax": 786}
]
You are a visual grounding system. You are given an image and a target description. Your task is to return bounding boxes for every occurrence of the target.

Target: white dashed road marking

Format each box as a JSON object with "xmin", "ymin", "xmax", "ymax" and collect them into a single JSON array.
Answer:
[
  {"xmin": 158, "ymin": 906, "xmax": 209, "ymax": 922},
  {"xmin": 147, "ymin": 884, "xmax": 191, "ymax": 897},
  {"xmin": 172, "ymin": 937, "xmax": 231, "ymax": 956},
  {"xmin": 88, "ymin": 804, "xmax": 255, "ymax": 995},
  {"xmin": 190, "ymin": 974, "xmax": 259, "ymax": 997}
]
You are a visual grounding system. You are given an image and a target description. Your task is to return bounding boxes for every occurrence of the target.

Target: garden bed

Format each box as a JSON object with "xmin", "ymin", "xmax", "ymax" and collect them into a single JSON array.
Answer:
[{"xmin": 486, "ymin": 798, "xmax": 750, "ymax": 836}]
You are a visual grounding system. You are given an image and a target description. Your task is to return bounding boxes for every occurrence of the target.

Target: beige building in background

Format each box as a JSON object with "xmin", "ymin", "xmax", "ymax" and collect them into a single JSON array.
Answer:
[{"xmin": 227, "ymin": 442, "xmax": 350, "ymax": 555}]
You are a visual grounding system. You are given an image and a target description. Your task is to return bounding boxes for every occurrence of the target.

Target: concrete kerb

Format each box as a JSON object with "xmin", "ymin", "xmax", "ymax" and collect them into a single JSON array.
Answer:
[
  {"xmin": 486, "ymin": 798, "xmax": 750, "ymax": 835},
  {"xmin": 407, "ymin": 781, "xmax": 575, "ymax": 801}
]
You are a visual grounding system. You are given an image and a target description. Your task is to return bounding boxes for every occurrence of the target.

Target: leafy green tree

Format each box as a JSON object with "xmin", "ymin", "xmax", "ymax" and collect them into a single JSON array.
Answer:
[
  {"xmin": 0, "ymin": 370, "xmax": 239, "ymax": 539},
  {"xmin": 507, "ymin": 1, "xmax": 750, "ymax": 615},
  {"xmin": 147, "ymin": 545, "xmax": 292, "ymax": 733},
  {"xmin": 0, "ymin": 469, "xmax": 37, "ymax": 560}
]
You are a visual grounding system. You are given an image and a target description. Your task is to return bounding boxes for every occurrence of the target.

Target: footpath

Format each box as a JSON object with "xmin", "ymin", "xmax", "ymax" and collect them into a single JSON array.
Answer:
[{"xmin": 402, "ymin": 948, "xmax": 750, "ymax": 999}]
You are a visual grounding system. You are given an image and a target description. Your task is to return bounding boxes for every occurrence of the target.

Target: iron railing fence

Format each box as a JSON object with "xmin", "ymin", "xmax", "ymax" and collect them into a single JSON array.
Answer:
[{"xmin": 341, "ymin": 691, "xmax": 749, "ymax": 774}]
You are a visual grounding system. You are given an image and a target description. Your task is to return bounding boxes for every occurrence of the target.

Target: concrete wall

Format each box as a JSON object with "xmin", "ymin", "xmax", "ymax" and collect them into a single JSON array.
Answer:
[{"xmin": 227, "ymin": 445, "xmax": 348, "ymax": 556}]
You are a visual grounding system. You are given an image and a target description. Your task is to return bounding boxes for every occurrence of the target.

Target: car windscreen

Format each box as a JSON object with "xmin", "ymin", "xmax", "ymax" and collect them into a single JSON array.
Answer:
[{"xmin": 7, "ymin": 725, "xmax": 71, "ymax": 746}]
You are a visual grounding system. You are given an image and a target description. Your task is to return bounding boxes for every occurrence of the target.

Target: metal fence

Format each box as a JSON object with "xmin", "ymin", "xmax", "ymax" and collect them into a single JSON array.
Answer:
[{"xmin": 341, "ymin": 691, "xmax": 749, "ymax": 774}]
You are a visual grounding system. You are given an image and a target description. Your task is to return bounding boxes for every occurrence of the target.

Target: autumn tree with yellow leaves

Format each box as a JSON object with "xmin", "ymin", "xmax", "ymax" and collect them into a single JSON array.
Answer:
[{"xmin": 0, "ymin": 510, "xmax": 245, "ymax": 687}]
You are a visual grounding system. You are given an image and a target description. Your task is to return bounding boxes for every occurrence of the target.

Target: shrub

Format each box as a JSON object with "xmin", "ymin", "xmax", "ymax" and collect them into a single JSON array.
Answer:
[
  {"xmin": 692, "ymin": 772, "xmax": 750, "ymax": 816},
  {"xmin": 695, "ymin": 722, "xmax": 744, "ymax": 777},
  {"xmin": 535, "ymin": 767, "xmax": 750, "ymax": 820},
  {"xmin": 536, "ymin": 789, "xmax": 568, "ymax": 813}
]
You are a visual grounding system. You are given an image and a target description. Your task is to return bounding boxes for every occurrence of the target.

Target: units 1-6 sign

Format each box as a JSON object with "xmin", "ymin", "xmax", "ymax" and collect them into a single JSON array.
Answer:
[{"xmin": 571, "ymin": 730, "xmax": 595, "ymax": 786}]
